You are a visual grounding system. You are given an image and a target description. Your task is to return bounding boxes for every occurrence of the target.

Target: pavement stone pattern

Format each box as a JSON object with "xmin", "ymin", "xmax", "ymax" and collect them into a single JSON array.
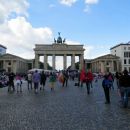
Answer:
[{"xmin": 0, "ymin": 78, "xmax": 130, "ymax": 130}]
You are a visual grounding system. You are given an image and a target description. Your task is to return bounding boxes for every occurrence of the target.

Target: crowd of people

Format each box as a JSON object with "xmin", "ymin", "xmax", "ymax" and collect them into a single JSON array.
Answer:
[
  {"xmin": 102, "ymin": 70, "xmax": 130, "ymax": 108},
  {"xmin": 0, "ymin": 68, "xmax": 130, "ymax": 108}
]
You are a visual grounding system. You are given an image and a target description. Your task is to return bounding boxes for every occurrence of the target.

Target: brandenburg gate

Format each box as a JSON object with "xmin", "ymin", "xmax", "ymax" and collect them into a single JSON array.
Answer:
[{"xmin": 34, "ymin": 33, "xmax": 85, "ymax": 70}]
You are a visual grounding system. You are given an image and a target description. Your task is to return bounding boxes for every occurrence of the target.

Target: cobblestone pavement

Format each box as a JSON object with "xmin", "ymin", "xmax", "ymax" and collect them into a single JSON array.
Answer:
[{"xmin": 0, "ymin": 78, "xmax": 130, "ymax": 130}]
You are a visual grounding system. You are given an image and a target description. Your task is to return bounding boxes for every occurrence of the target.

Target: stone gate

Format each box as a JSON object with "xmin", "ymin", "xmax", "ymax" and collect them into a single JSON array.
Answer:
[{"xmin": 34, "ymin": 33, "xmax": 85, "ymax": 70}]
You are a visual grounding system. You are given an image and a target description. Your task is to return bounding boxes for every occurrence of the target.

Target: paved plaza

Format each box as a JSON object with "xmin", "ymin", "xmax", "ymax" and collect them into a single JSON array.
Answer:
[{"xmin": 0, "ymin": 78, "xmax": 130, "ymax": 130}]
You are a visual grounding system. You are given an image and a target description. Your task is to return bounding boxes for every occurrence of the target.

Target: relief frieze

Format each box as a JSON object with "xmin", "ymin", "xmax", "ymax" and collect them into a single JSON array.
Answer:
[{"xmin": 52, "ymin": 44, "xmax": 68, "ymax": 49}]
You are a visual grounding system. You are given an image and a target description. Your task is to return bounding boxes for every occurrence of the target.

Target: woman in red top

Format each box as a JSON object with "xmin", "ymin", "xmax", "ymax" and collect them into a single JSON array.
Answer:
[
  {"xmin": 85, "ymin": 70, "xmax": 93, "ymax": 94},
  {"xmin": 87, "ymin": 70, "xmax": 94, "ymax": 88},
  {"xmin": 80, "ymin": 69, "xmax": 93, "ymax": 94}
]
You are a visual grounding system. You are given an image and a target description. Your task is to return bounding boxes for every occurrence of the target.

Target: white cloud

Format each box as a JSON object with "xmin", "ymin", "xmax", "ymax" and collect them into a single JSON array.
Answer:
[
  {"xmin": 84, "ymin": 44, "xmax": 110, "ymax": 59},
  {"xmin": 84, "ymin": 0, "xmax": 99, "ymax": 13},
  {"xmin": 0, "ymin": 17, "xmax": 53, "ymax": 59},
  {"xmin": 84, "ymin": 45, "xmax": 93, "ymax": 59},
  {"xmin": 85, "ymin": 0, "xmax": 99, "ymax": 4},
  {"xmin": 59, "ymin": 0, "xmax": 77, "ymax": 7},
  {"xmin": 0, "ymin": 0, "xmax": 53, "ymax": 59},
  {"xmin": 83, "ymin": 5, "xmax": 91, "ymax": 13},
  {"xmin": 0, "ymin": 0, "xmax": 29, "ymax": 23}
]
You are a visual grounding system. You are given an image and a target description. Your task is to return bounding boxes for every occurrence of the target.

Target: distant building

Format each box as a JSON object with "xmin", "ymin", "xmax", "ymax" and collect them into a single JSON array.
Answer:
[
  {"xmin": 0, "ymin": 44, "xmax": 7, "ymax": 55},
  {"xmin": 110, "ymin": 42, "xmax": 130, "ymax": 72},
  {"xmin": 0, "ymin": 53, "xmax": 34, "ymax": 73},
  {"xmin": 85, "ymin": 54, "xmax": 121, "ymax": 74}
]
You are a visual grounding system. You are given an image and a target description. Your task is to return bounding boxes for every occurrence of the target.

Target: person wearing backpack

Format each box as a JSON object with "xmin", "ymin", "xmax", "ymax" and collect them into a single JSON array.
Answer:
[{"xmin": 102, "ymin": 75, "xmax": 111, "ymax": 104}]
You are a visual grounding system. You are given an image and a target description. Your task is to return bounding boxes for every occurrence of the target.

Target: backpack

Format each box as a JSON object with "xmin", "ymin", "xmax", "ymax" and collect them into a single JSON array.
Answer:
[{"xmin": 102, "ymin": 79, "xmax": 110, "ymax": 87}]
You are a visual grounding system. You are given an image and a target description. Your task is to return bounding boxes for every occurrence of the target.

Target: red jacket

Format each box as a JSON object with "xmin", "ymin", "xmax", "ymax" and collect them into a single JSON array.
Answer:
[
  {"xmin": 86, "ymin": 72, "xmax": 93, "ymax": 82},
  {"xmin": 80, "ymin": 69, "xmax": 86, "ymax": 82}
]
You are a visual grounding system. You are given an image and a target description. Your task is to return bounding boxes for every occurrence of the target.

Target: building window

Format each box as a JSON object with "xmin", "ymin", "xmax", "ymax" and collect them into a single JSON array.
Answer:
[
  {"xmin": 124, "ymin": 52, "xmax": 129, "ymax": 57},
  {"xmin": 115, "ymin": 50, "xmax": 116, "ymax": 52},
  {"xmin": 129, "ymin": 52, "xmax": 130, "ymax": 57},
  {"xmin": 129, "ymin": 59, "xmax": 130, "ymax": 64},
  {"xmin": 124, "ymin": 59, "xmax": 127, "ymax": 64},
  {"xmin": 124, "ymin": 52, "xmax": 126, "ymax": 57},
  {"xmin": 106, "ymin": 62, "xmax": 109, "ymax": 65},
  {"xmin": 124, "ymin": 47, "xmax": 126, "ymax": 50},
  {"xmin": 128, "ymin": 47, "xmax": 130, "ymax": 50},
  {"xmin": 8, "ymin": 62, "xmax": 11, "ymax": 65}
]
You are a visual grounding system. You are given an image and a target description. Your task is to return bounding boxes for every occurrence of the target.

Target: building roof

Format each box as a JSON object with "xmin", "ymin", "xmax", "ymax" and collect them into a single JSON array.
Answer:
[
  {"xmin": 110, "ymin": 42, "xmax": 130, "ymax": 50},
  {"xmin": 0, "ymin": 53, "xmax": 27, "ymax": 61},
  {"xmin": 91, "ymin": 54, "xmax": 120, "ymax": 61},
  {"xmin": 0, "ymin": 44, "xmax": 7, "ymax": 49}
]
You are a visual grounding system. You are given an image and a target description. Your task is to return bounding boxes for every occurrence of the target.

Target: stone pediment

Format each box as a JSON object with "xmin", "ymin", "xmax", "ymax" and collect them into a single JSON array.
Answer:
[
  {"xmin": 0, "ymin": 53, "xmax": 23, "ymax": 60},
  {"xmin": 96, "ymin": 54, "xmax": 120, "ymax": 60}
]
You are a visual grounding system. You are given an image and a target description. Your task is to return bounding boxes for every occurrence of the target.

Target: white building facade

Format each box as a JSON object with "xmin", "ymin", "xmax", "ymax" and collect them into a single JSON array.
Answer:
[{"xmin": 110, "ymin": 42, "xmax": 130, "ymax": 72}]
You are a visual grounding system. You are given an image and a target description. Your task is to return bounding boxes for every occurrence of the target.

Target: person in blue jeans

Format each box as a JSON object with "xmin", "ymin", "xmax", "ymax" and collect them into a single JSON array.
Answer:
[
  {"xmin": 102, "ymin": 75, "xmax": 111, "ymax": 104},
  {"xmin": 33, "ymin": 70, "xmax": 41, "ymax": 94},
  {"xmin": 119, "ymin": 69, "xmax": 130, "ymax": 108}
]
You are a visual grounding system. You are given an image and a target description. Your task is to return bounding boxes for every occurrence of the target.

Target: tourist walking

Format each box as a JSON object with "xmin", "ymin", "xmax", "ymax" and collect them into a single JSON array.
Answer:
[
  {"xmin": 87, "ymin": 69, "xmax": 93, "ymax": 88},
  {"xmin": 40, "ymin": 71, "xmax": 47, "ymax": 91},
  {"xmin": 115, "ymin": 72, "xmax": 122, "ymax": 88},
  {"xmin": 62, "ymin": 71, "xmax": 69, "ymax": 87},
  {"xmin": 108, "ymin": 72, "xmax": 114, "ymax": 90},
  {"xmin": 8, "ymin": 72, "xmax": 15, "ymax": 92},
  {"xmin": 49, "ymin": 72, "xmax": 56, "ymax": 91},
  {"xmin": 15, "ymin": 74, "xmax": 22, "ymax": 93},
  {"xmin": 27, "ymin": 72, "xmax": 32, "ymax": 90},
  {"xmin": 58, "ymin": 71, "xmax": 64, "ymax": 85},
  {"xmin": 80, "ymin": 68, "xmax": 86, "ymax": 87},
  {"xmin": 119, "ymin": 69, "xmax": 130, "ymax": 108},
  {"xmin": 32, "ymin": 70, "xmax": 41, "ymax": 94},
  {"xmin": 85, "ymin": 70, "xmax": 93, "ymax": 94},
  {"xmin": 102, "ymin": 75, "xmax": 111, "ymax": 104}
]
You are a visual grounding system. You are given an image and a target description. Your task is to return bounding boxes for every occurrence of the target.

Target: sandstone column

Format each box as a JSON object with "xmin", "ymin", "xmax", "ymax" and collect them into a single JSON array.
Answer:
[
  {"xmin": 63, "ymin": 54, "xmax": 67, "ymax": 70},
  {"xmin": 71, "ymin": 53, "xmax": 75, "ymax": 70},
  {"xmin": 35, "ymin": 54, "xmax": 39, "ymax": 68},
  {"xmin": 52, "ymin": 54, "xmax": 56, "ymax": 70},
  {"xmin": 79, "ymin": 54, "xmax": 84, "ymax": 70},
  {"xmin": 44, "ymin": 54, "xmax": 48, "ymax": 70},
  {"xmin": 111, "ymin": 60, "xmax": 114, "ymax": 72},
  {"xmin": 11, "ymin": 60, "xmax": 13, "ymax": 72},
  {"xmin": 116, "ymin": 61, "xmax": 119, "ymax": 72}
]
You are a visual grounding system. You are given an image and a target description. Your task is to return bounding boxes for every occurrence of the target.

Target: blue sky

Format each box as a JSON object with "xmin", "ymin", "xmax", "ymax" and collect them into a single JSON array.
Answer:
[{"xmin": 0, "ymin": 0, "xmax": 130, "ymax": 69}]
